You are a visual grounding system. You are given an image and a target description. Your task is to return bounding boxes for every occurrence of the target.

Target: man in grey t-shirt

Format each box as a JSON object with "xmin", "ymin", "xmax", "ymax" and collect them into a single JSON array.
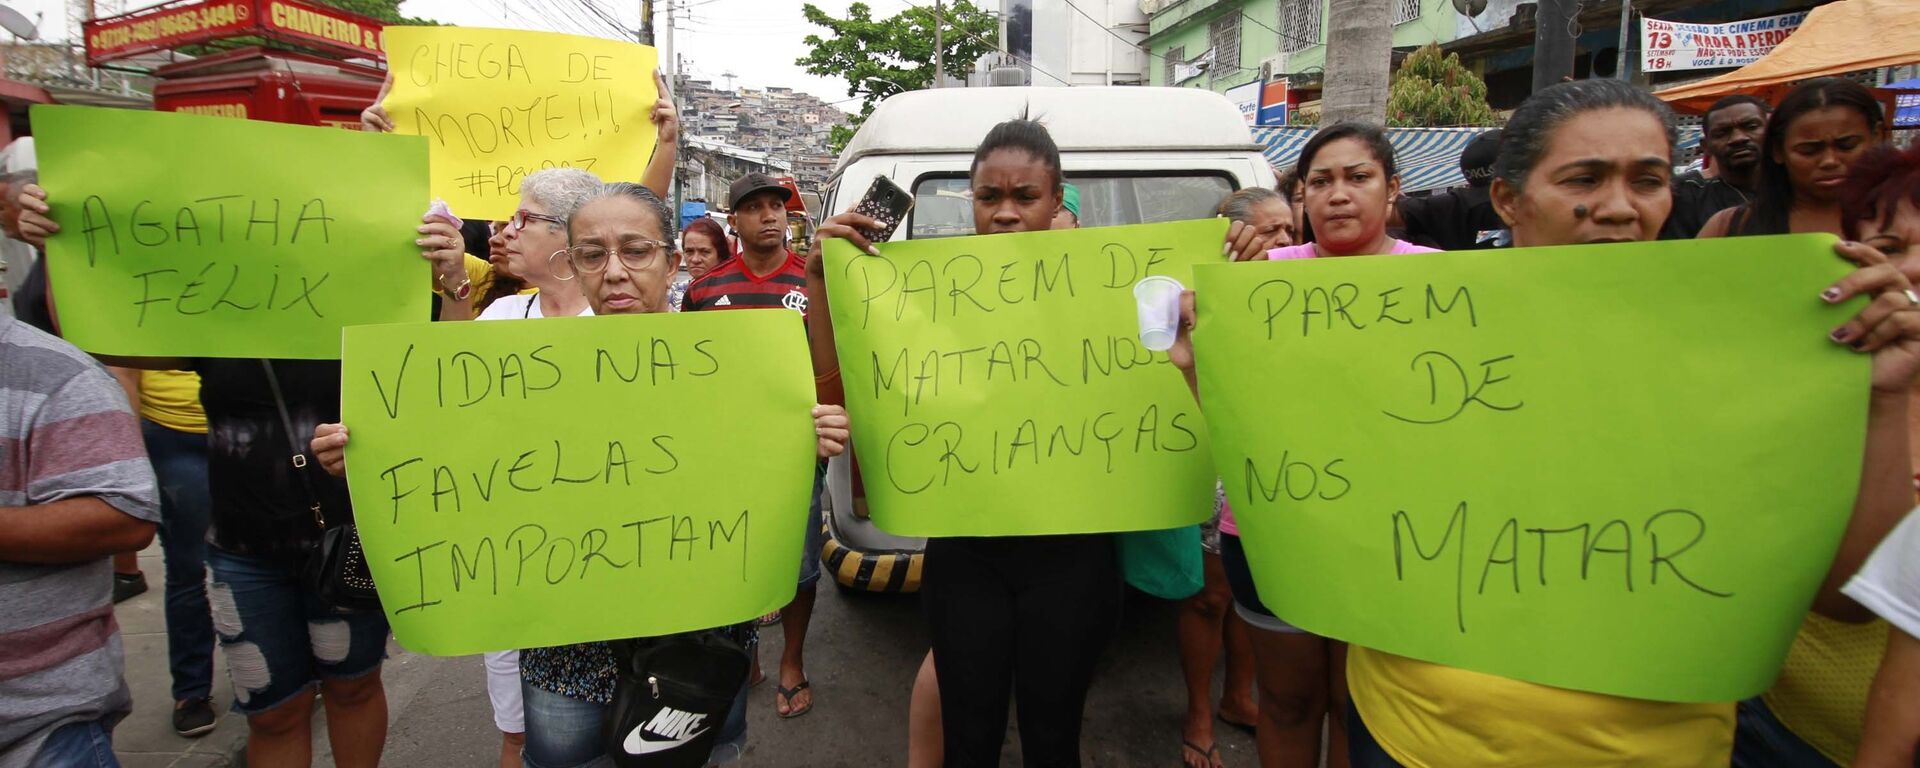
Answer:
[{"xmin": 0, "ymin": 313, "xmax": 159, "ymax": 767}]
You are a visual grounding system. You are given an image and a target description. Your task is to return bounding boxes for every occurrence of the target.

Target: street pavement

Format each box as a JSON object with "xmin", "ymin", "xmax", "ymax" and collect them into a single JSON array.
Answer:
[{"xmin": 111, "ymin": 537, "xmax": 1258, "ymax": 766}]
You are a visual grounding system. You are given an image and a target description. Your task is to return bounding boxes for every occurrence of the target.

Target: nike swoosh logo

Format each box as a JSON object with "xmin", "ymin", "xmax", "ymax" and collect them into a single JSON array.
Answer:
[{"xmin": 623, "ymin": 724, "xmax": 710, "ymax": 755}]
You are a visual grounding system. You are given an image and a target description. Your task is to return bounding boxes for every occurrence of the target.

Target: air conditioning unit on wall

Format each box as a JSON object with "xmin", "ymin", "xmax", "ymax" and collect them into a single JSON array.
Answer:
[{"xmin": 1258, "ymin": 54, "xmax": 1285, "ymax": 82}]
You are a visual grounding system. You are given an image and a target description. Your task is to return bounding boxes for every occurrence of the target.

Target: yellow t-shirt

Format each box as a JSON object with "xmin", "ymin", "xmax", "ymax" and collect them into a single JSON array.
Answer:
[
  {"xmin": 1349, "ymin": 646, "xmax": 1735, "ymax": 767},
  {"xmin": 1759, "ymin": 613, "xmax": 1888, "ymax": 765},
  {"xmin": 138, "ymin": 369, "xmax": 207, "ymax": 434}
]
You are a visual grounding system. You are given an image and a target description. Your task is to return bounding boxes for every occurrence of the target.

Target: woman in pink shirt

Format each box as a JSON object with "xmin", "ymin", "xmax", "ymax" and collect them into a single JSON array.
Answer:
[{"xmin": 1217, "ymin": 121, "xmax": 1434, "ymax": 768}]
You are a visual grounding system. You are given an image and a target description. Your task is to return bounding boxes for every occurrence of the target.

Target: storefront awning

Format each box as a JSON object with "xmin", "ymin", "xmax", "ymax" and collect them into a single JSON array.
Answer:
[{"xmin": 1654, "ymin": 0, "xmax": 1920, "ymax": 113}]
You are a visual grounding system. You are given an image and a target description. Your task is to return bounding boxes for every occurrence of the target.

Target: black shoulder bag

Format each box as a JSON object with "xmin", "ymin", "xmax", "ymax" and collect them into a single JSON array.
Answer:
[{"xmin": 259, "ymin": 360, "xmax": 381, "ymax": 612}]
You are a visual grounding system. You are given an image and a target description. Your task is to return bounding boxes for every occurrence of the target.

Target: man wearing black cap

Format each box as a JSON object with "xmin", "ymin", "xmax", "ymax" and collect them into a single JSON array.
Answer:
[
  {"xmin": 683, "ymin": 172, "xmax": 823, "ymax": 721},
  {"xmin": 685, "ymin": 173, "xmax": 807, "ymax": 312},
  {"xmin": 1391, "ymin": 128, "xmax": 1509, "ymax": 251}
]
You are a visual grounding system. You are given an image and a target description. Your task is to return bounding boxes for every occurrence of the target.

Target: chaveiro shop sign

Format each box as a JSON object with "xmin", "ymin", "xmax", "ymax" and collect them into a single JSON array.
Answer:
[
  {"xmin": 1640, "ymin": 10, "xmax": 1807, "ymax": 72},
  {"xmin": 84, "ymin": 0, "xmax": 386, "ymax": 66}
]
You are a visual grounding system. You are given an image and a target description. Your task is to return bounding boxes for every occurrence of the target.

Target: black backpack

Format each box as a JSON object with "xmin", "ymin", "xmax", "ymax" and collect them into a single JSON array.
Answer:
[{"xmin": 605, "ymin": 629, "xmax": 750, "ymax": 768}]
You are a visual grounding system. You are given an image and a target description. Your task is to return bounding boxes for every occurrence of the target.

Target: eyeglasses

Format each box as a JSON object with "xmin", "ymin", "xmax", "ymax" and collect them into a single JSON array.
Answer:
[
  {"xmin": 561, "ymin": 239, "xmax": 672, "ymax": 276},
  {"xmin": 509, "ymin": 209, "xmax": 566, "ymax": 232}
]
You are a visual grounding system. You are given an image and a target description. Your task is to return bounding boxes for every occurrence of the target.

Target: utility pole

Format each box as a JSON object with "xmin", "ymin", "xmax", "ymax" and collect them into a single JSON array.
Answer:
[
  {"xmin": 1614, "ymin": 0, "xmax": 1632, "ymax": 80},
  {"xmin": 639, "ymin": 0, "xmax": 654, "ymax": 45},
  {"xmin": 663, "ymin": 0, "xmax": 676, "ymax": 80},
  {"xmin": 933, "ymin": 0, "xmax": 944, "ymax": 88},
  {"xmin": 1532, "ymin": 0, "xmax": 1576, "ymax": 91}
]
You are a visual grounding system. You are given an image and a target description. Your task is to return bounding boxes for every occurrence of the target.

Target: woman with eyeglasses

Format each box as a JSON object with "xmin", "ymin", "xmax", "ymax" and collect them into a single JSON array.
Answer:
[
  {"xmin": 476, "ymin": 171, "xmax": 602, "ymax": 322},
  {"xmin": 311, "ymin": 182, "xmax": 850, "ymax": 768}
]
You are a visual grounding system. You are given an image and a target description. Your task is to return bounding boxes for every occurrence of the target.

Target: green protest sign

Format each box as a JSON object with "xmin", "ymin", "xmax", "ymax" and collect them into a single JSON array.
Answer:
[
  {"xmin": 340, "ymin": 311, "xmax": 817, "ymax": 655},
  {"xmin": 823, "ymin": 220, "xmax": 1224, "ymax": 537},
  {"xmin": 35, "ymin": 105, "xmax": 429, "ymax": 359},
  {"xmin": 1192, "ymin": 234, "xmax": 1868, "ymax": 703}
]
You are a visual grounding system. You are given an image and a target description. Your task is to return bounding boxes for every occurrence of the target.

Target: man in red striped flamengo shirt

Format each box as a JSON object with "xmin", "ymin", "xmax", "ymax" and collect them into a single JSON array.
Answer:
[{"xmin": 683, "ymin": 172, "xmax": 822, "ymax": 720}]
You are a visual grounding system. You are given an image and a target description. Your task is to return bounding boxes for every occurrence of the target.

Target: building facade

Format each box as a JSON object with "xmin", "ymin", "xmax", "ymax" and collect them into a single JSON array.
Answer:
[{"xmin": 1142, "ymin": 0, "xmax": 1462, "ymax": 99}]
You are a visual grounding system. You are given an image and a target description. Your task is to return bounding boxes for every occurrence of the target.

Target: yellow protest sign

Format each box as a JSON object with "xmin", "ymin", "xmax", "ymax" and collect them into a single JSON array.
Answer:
[
  {"xmin": 340, "ymin": 311, "xmax": 817, "ymax": 655},
  {"xmin": 383, "ymin": 26, "xmax": 659, "ymax": 220}
]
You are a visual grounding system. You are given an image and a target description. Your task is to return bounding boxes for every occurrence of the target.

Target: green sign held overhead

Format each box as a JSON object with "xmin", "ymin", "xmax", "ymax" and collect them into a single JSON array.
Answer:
[
  {"xmin": 822, "ymin": 220, "xmax": 1225, "ymax": 537},
  {"xmin": 340, "ymin": 311, "xmax": 818, "ymax": 656},
  {"xmin": 35, "ymin": 105, "xmax": 430, "ymax": 359},
  {"xmin": 1191, "ymin": 234, "xmax": 1869, "ymax": 703}
]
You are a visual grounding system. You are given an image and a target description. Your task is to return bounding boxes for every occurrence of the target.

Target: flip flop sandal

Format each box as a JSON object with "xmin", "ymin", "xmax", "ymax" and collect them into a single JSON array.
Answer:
[
  {"xmin": 757, "ymin": 612, "xmax": 782, "ymax": 627},
  {"xmin": 775, "ymin": 680, "xmax": 813, "ymax": 719},
  {"xmin": 1180, "ymin": 739, "xmax": 1223, "ymax": 768}
]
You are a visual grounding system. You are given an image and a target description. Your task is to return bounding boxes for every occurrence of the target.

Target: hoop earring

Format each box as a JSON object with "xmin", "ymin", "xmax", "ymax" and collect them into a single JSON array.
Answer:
[{"xmin": 548, "ymin": 249, "xmax": 576, "ymax": 281}]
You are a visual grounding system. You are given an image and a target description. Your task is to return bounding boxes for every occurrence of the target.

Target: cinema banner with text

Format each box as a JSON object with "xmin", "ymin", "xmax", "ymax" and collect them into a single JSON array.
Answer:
[
  {"xmin": 823, "ymin": 220, "xmax": 1226, "ymax": 537},
  {"xmin": 383, "ymin": 26, "xmax": 658, "ymax": 220},
  {"xmin": 340, "ymin": 311, "xmax": 817, "ymax": 655},
  {"xmin": 1193, "ymin": 234, "xmax": 1868, "ymax": 702},
  {"xmin": 35, "ymin": 105, "xmax": 429, "ymax": 359}
]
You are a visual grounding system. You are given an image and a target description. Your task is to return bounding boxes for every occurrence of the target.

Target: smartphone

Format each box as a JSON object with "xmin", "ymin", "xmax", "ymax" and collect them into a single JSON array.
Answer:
[{"xmin": 852, "ymin": 175, "xmax": 914, "ymax": 244}]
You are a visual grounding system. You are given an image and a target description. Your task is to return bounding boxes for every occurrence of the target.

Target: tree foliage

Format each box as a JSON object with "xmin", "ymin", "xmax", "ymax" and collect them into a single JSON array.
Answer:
[
  {"xmin": 315, "ymin": 0, "xmax": 437, "ymax": 26},
  {"xmin": 796, "ymin": 1, "xmax": 999, "ymax": 153},
  {"xmin": 1385, "ymin": 44, "xmax": 1497, "ymax": 127}
]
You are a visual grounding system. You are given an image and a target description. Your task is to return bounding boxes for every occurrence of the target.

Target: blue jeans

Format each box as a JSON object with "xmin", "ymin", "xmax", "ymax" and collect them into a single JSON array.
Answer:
[
  {"xmin": 205, "ymin": 547, "xmax": 389, "ymax": 715},
  {"xmin": 520, "ymin": 678, "xmax": 749, "ymax": 768},
  {"xmin": 799, "ymin": 461, "xmax": 826, "ymax": 588},
  {"xmin": 1347, "ymin": 701, "xmax": 1406, "ymax": 768},
  {"xmin": 32, "ymin": 718, "xmax": 118, "ymax": 768},
  {"xmin": 1732, "ymin": 696, "xmax": 1841, "ymax": 768},
  {"xmin": 143, "ymin": 420, "xmax": 215, "ymax": 702}
]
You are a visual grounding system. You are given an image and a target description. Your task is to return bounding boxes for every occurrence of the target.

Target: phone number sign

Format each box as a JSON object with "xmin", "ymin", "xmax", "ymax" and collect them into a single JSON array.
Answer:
[{"xmin": 1640, "ymin": 11, "xmax": 1806, "ymax": 72}]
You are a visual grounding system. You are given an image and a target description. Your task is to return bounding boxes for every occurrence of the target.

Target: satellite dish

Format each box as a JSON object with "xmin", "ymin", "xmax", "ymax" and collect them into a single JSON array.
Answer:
[
  {"xmin": 0, "ymin": 5, "xmax": 38, "ymax": 40},
  {"xmin": 1451, "ymin": 0, "xmax": 1488, "ymax": 17}
]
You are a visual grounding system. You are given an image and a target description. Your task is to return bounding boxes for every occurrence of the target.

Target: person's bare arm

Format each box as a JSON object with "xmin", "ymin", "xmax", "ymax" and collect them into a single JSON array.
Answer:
[
  {"xmin": 1696, "ymin": 207, "xmax": 1734, "ymax": 238},
  {"xmin": 1813, "ymin": 241, "xmax": 1920, "ymax": 620},
  {"xmin": 1856, "ymin": 628, "xmax": 1920, "ymax": 767},
  {"xmin": 0, "ymin": 498, "xmax": 155, "ymax": 562},
  {"xmin": 806, "ymin": 211, "xmax": 883, "ymax": 380},
  {"xmin": 641, "ymin": 70, "xmax": 678, "ymax": 201}
]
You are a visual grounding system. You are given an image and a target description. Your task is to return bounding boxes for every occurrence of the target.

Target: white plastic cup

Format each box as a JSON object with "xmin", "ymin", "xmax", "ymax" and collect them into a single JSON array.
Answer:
[{"xmin": 1133, "ymin": 276, "xmax": 1186, "ymax": 352}]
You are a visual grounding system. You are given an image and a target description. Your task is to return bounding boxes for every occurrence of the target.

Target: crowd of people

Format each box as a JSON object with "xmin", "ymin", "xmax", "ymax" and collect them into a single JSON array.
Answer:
[{"xmin": 3, "ymin": 63, "xmax": 1920, "ymax": 768}]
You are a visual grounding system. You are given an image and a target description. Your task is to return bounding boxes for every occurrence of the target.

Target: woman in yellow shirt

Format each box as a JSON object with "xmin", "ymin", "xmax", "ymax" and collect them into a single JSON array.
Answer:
[
  {"xmin": 110, "ymin": 368, "xmax": 221, "ymax": 739},
  {"xmin": 1338, "ymin": 78, "xmax": 1920, "ymax": 768}
]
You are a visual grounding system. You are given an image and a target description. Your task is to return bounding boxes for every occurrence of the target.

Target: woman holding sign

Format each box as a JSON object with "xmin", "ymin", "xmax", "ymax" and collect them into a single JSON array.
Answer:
[
  {"xmin": 805, "ymin": 118, "xmax": 1268, "ymax": 767},
  {"xmin": 311, "ymin": 181, "xmax": 851, "ymax": 768},
  {"xmin": 1238, "ymin": 77, "xmax": 1918, "ymax": 768}
]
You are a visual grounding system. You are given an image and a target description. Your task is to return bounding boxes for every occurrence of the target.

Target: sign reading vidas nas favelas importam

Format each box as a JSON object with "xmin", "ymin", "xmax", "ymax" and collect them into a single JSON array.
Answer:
[{"xmin": 341, "ymin": 311, "xmax": 818, "ymax": 655}]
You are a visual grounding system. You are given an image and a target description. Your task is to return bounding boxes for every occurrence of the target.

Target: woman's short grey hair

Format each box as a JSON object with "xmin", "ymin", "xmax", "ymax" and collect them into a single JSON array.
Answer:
[
  {"xmin": 1494, "ymin": 78, "xmax": 1677, "ymax": 192},
  {"xmin": 1218, "ymin": 187, "xmax": 1283, "ymax": 223},
  {"xmin": 565, "ymin": 182, "xmax": 677, "ymax": 247},
  {"xmin": 518, "ymin": 167, "xmax": 602, "ymax": 228}
]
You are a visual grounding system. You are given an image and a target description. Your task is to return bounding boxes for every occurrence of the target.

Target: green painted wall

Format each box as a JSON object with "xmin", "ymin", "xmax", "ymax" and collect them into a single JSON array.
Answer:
[{"xmin": 1147, "ymin": 0, "xmax": 1462, "ymax": 91}]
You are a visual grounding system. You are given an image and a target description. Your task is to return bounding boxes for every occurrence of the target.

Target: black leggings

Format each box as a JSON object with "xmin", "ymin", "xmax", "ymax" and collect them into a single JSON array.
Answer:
[{"xmin": 922, "ymin": 534, "xmax": 1123, "ymax": 768}]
